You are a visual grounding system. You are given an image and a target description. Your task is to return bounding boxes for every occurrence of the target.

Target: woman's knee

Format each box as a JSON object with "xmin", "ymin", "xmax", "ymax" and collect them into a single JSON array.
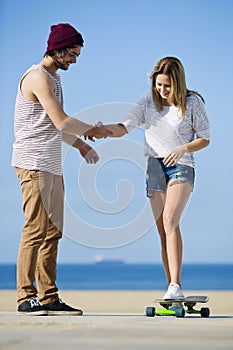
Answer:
[{"xmin": 162, "ymin": 211, "xmax": 179, "ymax": 235}]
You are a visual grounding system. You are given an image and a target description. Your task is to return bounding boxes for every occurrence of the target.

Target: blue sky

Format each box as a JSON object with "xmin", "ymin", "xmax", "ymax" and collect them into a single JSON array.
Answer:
[{"xmin": 0, "ymin": 0, "xmax": 232, "ymax": 264}]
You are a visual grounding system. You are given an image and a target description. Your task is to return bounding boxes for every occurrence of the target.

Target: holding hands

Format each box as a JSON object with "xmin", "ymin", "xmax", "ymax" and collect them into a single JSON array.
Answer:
[{"xmin": 84, "ymin": 121, "xmax": 113, "ymax": 141}]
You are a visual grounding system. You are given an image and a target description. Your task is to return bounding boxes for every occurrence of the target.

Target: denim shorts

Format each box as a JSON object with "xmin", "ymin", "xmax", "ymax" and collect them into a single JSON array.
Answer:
[{"xmin": 146, "ymin": 157, "xmax": 195, "ymax": 196}]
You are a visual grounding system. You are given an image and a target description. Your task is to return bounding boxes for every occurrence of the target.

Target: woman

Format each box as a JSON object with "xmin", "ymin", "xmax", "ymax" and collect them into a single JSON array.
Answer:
[{"xmin": 101, "ymin": 56, "xmax": 210, "ymax": 299}]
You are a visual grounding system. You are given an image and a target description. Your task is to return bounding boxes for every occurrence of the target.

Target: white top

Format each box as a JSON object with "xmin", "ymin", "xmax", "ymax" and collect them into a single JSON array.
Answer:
[
  {"xmin": 12, "ymin": 65, "xmax": 63, "ymax": 175},
  {"xmin": 122, "ymin": 91, "xmax": 210, "ymax": 168}
]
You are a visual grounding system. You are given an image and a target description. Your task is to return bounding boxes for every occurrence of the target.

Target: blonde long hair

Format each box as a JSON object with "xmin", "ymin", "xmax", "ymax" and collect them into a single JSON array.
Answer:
[{"xmin": 150, "ymin": 57, "xmax": 204, "ymax": 117}]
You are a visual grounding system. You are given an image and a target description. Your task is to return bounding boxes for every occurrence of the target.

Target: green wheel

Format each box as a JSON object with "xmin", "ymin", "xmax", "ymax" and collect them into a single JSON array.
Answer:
[
  {"xmin": 175, "ymin": 308, "xmax": 185, "ymax": 318},
  {"xmin": 200, "ymin": 307, "xmax": 210, "ymax": 318},
  {"xmin": 146, "ymin": 306, "xmax": 155, "ymax": 317}
]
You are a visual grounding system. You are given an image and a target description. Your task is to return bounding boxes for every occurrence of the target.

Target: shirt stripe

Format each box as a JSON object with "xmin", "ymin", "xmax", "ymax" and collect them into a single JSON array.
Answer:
[{"xmin": 12, "ymin": 65, "xmax": 63, "ymax": 175}]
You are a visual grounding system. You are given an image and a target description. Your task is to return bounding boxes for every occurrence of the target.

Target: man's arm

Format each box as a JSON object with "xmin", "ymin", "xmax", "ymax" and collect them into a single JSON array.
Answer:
[
  {"xmin": 21, "ymin": 69, "xmax": 111, "ymax": 138},
  {"xmin": 62, "ymin": 133, "xmax": 99, "ymax": 164}
]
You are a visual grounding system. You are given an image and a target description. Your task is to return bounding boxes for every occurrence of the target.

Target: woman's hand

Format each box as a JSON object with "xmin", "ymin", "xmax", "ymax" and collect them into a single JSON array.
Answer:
[{"xmin": 163, "ymin": 145, "xmax": 187, "ymax": 166}]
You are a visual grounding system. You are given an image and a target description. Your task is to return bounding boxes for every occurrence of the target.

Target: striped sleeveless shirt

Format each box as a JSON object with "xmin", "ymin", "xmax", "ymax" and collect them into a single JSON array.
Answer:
[{"xmin": 12, "ymin": 65, "xmax": 63, "ymax": 175}]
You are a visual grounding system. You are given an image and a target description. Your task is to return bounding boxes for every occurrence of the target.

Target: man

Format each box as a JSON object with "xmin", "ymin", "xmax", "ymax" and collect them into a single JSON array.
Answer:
[{"xmin": 12, "ymin": 23, "xmax": 111, "ymax": 315}]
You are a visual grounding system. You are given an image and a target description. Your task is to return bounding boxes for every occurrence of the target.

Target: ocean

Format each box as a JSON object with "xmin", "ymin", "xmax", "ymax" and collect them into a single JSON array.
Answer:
[{"xmin": 0, "ymin": 263, "xmax": 232, "ymax": 290}]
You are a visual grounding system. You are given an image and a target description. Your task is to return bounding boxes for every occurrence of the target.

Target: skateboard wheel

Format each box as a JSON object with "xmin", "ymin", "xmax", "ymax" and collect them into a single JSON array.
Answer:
[
  {"xmin": 146, "ymin": 306, "xmax": 155, "ymax": 317},
  {"xmin": 200, "ymin": 307, "xmax": 210, "ymax": 318},
  {"xmin": 175, "ymin": 308, "xmax": 185, "ymax": 318}
]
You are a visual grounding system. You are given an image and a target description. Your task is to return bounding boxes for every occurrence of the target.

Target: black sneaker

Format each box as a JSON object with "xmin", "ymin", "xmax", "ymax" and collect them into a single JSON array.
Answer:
[
  {"xmin": 17, "ymin": 298, "xmax": 48, "ymax": 316},
  {"xmin": 43, "ymin": 298, "xmax": 83, "ymax": 315}
]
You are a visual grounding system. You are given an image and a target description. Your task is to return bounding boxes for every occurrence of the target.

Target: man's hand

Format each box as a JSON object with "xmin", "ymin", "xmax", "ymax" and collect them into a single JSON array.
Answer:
[{"xmin": 79, "ymin": 142, "xmax": 99, "ymax": 164}]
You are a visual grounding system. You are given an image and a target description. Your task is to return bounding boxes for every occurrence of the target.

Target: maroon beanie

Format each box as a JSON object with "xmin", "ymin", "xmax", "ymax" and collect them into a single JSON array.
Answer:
[{"xmin": 47, "ymin": 23, "xmax": 84, "ymax": 51}]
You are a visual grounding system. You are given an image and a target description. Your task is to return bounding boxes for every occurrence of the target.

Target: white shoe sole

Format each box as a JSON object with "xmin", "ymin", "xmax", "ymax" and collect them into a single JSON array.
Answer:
[
  {"xmin": 18, "ymin": 310, "xmax": 48, "ymax": 316},
  {"xmin": 46, "ymin": 310, "xmax": 83, "ymax": 316}
]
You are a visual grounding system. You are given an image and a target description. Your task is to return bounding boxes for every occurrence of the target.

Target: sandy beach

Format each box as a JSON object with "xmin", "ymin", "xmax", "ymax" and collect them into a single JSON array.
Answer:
[
  {"xmin": 0, "ymin": 289, "xmax": 233, "ymax": 314},
  {"xmin": 0, "ymin": 290, "xmax": 232, "ymax": 349}
]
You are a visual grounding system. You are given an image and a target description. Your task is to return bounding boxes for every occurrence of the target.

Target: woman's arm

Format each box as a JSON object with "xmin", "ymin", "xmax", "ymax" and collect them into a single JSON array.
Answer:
[
  {"xmin": 184, "ymin": 138, "xmax": 210, "ymax": 153},
  {"xmin": 102, "ymin": 124, "xmax": 128, "ymax": 137},
  {"xmin": 164, "ymin": 138, "xmax": 210, "ymax": 166}
]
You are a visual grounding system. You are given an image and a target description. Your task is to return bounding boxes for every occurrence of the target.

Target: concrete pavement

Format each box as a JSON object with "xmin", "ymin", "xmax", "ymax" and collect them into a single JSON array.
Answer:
[{"xmin": 0, "ymin": 312, "xmax": 232, "ymax": 350}]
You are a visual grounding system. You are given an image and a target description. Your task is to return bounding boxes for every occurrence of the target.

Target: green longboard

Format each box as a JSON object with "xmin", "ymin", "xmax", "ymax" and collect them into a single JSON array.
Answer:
[{"xmin": 146, "ymin": 295, "xmax": 210, "ymax": 318}]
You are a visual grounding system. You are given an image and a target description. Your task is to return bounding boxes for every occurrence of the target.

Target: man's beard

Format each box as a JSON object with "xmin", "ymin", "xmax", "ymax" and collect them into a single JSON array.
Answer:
[{"xmin": 54, "ymin": 57, "xmax": 69, "ymax": 70}]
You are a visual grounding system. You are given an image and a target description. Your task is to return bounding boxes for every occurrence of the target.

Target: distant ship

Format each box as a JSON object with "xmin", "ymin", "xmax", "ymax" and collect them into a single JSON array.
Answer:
[{"xmin": 94, "ymin": 255, "xmax": 125, "ymax": 265}]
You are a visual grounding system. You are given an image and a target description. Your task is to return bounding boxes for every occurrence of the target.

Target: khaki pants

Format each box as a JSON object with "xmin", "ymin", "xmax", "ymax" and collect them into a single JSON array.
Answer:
[{"xmin": 15, "ymin": 168, "xmax": 64, "ymax": 305}]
